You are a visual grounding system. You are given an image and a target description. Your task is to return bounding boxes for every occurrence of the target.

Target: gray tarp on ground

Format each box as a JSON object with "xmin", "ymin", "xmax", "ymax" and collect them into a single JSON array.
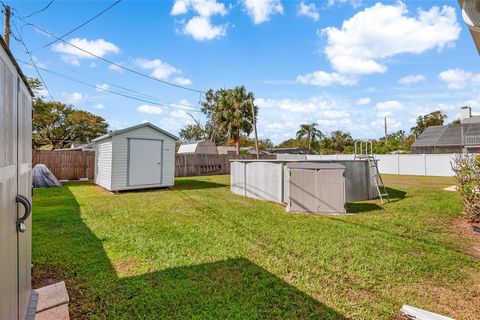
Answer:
[{"xmin": 32, "ymin": 164, "xmax": 62, "ymax": 188}]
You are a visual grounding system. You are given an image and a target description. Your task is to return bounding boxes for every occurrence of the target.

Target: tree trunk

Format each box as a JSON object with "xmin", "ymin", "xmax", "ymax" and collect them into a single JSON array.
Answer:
[
  {"xmin": 307, "ymin": 132, "xmax": 311, "ymax": 150},
  {"xmin": 235, "ymin": 130, "xmax": 240, "ymax": 155}
]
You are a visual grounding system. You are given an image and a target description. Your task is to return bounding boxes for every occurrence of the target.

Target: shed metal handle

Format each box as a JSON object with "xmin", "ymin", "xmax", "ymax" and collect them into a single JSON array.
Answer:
[{"xmin": 16, "ymin": 195, "xmax": 31, "ymax": 233}]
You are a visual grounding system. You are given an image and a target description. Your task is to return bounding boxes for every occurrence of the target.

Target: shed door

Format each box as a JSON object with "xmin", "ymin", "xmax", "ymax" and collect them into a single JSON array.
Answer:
[
  {"xmin": 0, "ymin": 57, "xmax": 32, "ymax": 319},
  {"xmin": 316, "ymin": 170, "xmax": 345, "ymax": 213},
  {"xmin": 289, "ymin": 169, "xmax": 317, "ymax": 212},
  {"xmin": 128, "ymin": 139, "xmax": 163, "ymax": 186}
]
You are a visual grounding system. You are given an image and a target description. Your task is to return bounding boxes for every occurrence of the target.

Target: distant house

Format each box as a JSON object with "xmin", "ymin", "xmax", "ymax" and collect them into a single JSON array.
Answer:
[
  {"xmin": 177, "ymin": 141, "xmax": 218, "ymax": 154},
  {"xmin": 412, "ymin": 106, "xmax": 480, "ymax": 154}
]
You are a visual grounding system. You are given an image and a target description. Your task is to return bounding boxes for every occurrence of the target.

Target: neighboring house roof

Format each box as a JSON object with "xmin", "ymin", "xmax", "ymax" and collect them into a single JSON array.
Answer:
[
  {"xmin": 412, "ymin": 123, "xmax": 480, "ymax": 148},
  {"xmin": 92, "ymin": 122, "xmax": 179, "ymax": 142}
]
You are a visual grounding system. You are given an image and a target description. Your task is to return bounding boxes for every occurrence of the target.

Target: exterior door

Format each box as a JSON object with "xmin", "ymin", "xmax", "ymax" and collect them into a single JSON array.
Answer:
[
  {"xmin": 316, "ymin": 170, "xmax": 346, "ymax": 214},
  {"xmin": 128, "ymin": 139, "xmax": 163, "ymax": 186},
  {"xmin": 289, "ymin": 169, "xmax": 317, "ymax": 212},
  {"xmin": 0, "ymin": 46, "xmax": 32, "ymax": 319}
]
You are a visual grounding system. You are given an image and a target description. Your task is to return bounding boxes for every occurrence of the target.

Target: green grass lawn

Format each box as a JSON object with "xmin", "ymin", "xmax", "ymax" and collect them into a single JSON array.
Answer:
[{"xmin": 32, "ymin": 175, "xmax": 480, "ymax": 319}]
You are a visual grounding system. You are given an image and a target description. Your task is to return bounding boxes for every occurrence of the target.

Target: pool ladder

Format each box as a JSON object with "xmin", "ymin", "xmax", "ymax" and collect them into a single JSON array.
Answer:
[{"xmin": 354, "ymin": 140, "xmax": 389, "ymax": 204}]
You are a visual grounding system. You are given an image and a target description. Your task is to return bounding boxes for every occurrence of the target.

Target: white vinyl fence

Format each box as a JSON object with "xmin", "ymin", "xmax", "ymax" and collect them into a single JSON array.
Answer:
[{"xmin": 276, "ymin": 154, "xmax": 456, "ymax": 177}]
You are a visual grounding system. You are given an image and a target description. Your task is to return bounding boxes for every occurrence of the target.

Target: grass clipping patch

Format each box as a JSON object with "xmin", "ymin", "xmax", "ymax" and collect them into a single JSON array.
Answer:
[{"xmin": 452, "ymin": 154, "xmax": 480, "ymax": 222}]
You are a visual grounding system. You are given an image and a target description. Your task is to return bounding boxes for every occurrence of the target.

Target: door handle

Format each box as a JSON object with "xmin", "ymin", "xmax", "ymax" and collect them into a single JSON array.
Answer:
[{"xmin": 16, "ymin": 195, "xmax": 31, "ymax": 233}]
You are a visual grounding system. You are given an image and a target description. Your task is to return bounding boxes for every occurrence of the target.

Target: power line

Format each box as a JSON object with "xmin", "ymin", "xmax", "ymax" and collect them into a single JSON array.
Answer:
[
  {"xmin": 11, "ymin": 21, "xmax": 56, "ymax": 101},
  {"xmin": 23, "ymin": 0, "xmax": 54, "ymax": 19},
  {"xmin": 17, "ymin": 59, "xmax": 201, "ymax": 113},
  {"xmin": 16, "ymin": 18, "xmax": 207, "ymax": 94},
  {"xmin": 36, "ymin": 0, "xmax": 122, "ymax": 50},
  {"xmin": 54, "ymin": 62, "xmax": 197, "ymax": 109}
]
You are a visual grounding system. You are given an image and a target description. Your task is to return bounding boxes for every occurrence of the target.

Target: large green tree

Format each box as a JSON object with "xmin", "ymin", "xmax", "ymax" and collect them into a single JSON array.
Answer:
[
  {"xmin": 201, "ymin": 86, "xmax": 257, "ymax": 155},
  {"xmin": 178, "ymin": 115, "xmax": 228, "ymax": 145},
  {"xmin": 411, "ymin": 110, "xmax": 447, "ymax": 137},
  {"xmin": 296, "ymin": 123, "xmax": 323, "ymax": 151},
  {"xmin": 330, "ymin": 130, "xmax": 353, "ymax": 153},
  {"xmin": 33, "ymin": 100, "xmax": 108, "ymax": 149}
]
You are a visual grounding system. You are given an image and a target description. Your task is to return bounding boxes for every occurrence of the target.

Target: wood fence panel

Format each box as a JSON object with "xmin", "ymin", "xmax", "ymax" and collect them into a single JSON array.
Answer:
[
  {"xmin": 33, "ymin": 150, "xmax": 276, "ymax": 180},
  {"xmin": 32, "ymin": 150, "xmax": 95, "ymax": 180}
]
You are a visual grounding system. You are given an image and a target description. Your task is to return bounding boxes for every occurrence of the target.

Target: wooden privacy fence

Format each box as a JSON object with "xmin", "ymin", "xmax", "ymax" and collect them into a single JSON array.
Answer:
[
  {"xmin": 33, "ymin": 150, "xmax": 95, "ymax": 180},
  {"xmin": 175, "ymin": 154, "xmax": 276, "ymax": 177},
  {"xmin": 32, "ymin": 150, "xmax": 276, "ymax": 180}
]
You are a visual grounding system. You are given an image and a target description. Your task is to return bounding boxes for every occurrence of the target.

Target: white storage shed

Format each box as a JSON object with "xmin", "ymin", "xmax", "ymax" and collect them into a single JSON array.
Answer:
[{"xmin": 92, "ymin": 123, "xmax": 178, "ymax": 191}]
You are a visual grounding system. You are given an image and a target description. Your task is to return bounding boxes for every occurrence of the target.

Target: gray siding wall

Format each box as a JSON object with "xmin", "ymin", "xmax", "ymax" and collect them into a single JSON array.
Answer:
[
  {"xmin": 111, "ymin": 126, "xmax": 175, "ymax": 190},
  {"xmin": 94, "ymin": 139, "xmax": 112, "ymax": 190}
]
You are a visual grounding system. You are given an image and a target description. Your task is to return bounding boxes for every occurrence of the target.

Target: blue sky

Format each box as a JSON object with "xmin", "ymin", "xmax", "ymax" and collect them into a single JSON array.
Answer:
[{"xmin": 6, "ymin": 0, "xmax": 480, "ymax": 143}]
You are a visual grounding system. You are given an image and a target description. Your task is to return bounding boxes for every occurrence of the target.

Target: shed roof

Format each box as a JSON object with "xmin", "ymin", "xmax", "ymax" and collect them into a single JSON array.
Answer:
[{"xmin": 92, "ymin": 122, "xmax": 179, "ymax": 142}]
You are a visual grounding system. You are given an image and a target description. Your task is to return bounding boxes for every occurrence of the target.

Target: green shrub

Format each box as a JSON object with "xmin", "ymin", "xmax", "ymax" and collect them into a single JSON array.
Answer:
[{"xmin": 451, "ymin": 154, "xmax": 480, "ymax": 222}]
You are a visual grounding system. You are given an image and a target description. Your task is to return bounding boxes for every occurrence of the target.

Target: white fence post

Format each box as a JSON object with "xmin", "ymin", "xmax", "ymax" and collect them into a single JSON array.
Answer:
[{"xmin": 423, "ymin": 154, "xmax": 427, "ymax": 176}]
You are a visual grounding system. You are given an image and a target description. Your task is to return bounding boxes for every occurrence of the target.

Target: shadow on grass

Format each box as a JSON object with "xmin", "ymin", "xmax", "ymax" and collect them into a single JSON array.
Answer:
[
  {"xmin": 347, "ymin": 202, "xmax": 383, "ymax": 213},
  {"xmin": 386, "ymin": 187, "xmax": 407, "ymax": 203},
  {"xmin": 32, "ymin": 186, "xmax": 345, "ymax": 319},
  {"xmin": 174, "ymin": 178, "xmax": 229, "ymax": 190},
  {"xmin": 346, "ymin": 187, "xmax": 406, "ymax": 213}
]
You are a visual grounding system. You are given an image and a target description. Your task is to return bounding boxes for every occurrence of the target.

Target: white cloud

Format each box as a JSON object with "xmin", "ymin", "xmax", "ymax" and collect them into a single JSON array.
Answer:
[
  {"xmin": 108, "ymin": 63, "xmax": 124, "ymax": 72},
  {"xmin": 171, "ymin": 0, "xmax": 228, "ymax": 41},
  {"xmin": 439, "ymin": 68, "xmax": 480, "ymax": 90},
  {"xmin": 134, "ymin": 58, "xmax": 193, "ymax": 85},
  {"xmin": 137, "ymin": 104, "xmax": 164, "ymax": 115},
  {"xmin": 173, "ymin": 77, "xmax": 193, "ymax": 85},
  {"xmin": 31, "ymin": 56, "xmax": 47, "ymax": 69},
  {"xmin": 398, "ymin": 74, "xmax": 426, "ymax": 85},
  {"xmin": 171, "ymin": 0, "xmax": 227, "ymax": 17},
  {"xmin": 243, "ymin": 0, "xmax": 284, "ymax": 24},
  {"xmin": 135, "ymin": 58, "xmax": 178, "ymax": 79},
  {"xmin": 296, "ymin": 70, "xmax": 356, "ymax": 86},
  {"xmin": 60, "ymin": 55, "xmax": 80, "ymax": 66},
  {"xmin": 183, "ymin": 16, "xmax": 227, "ymax": 41},
  {"xmin": 52, "ymin": 38, "xmax": 120, "ymax": 64},
  {"xmin": 375, "ymin": 100, "xmax": 405, "ymax": 118},
  {"xmin": 256, "ymin": 96, "xmax": 350, "ymax": 114},
  {"xmin": 94, "ymin": 104, "xmax": 105, "ymax": 109},
  {"xmin": 62, "ymin": 92, "xmax": 88, "ymax": 105},
  {"xmin": 328, "ymin": 0, "xmax": 361, "ymax": 8},
  {"xmin": 298, "ymin": 2, "xmax": 319, "ymax": 21},
  {"xmin": 322, "ymin": 2, "xmax": 460, "ymax": 75},
  {"xmin": 108, "ymin": 120, "xmax": 128, "ymax": 130},
  {"xmin": 95, "ymin": 83, "xmax": 110, "ymax": 92},
  {"xmin": 355, "ymin": 97, "xmax": 371, "ymax": 105}
]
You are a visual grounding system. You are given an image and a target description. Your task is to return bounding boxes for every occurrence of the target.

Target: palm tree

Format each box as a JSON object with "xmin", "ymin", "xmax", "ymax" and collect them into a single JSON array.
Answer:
[
  {"xmin": 296, "ymin": 123, "xmax": 323, "ymax": 151},
  {"xmin": 204, "ymin": 86, "xmax": 257, "ymax": 155}
]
